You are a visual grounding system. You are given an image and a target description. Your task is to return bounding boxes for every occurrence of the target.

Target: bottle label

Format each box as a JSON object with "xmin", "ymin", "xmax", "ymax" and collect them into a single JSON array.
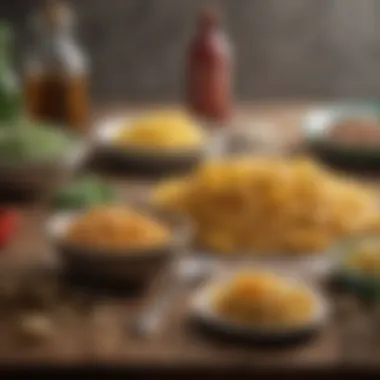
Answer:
[{"xmin": 188, "ymin": 58, "xmax": 231, "ymax": 121}]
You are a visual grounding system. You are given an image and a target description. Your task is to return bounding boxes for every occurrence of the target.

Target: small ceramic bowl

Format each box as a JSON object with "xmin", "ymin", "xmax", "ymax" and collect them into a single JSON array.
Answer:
[
  {"xmin": 190, "ymin": 272, "xmax": 329, "ymax": 343},
  {"xmin": 332, "ymin": 235, "xmax": 380, "ymax": 299},
  {"xmin": 92, "ymin": 115, "xmax": 207, "ymax": 176},
  {"xmin": 47, "ymin": 208, "xmax": 192, "ymax": 285},
  {"xmin": 303, "ymin": 102, "xmax": 380, "ymax": 169}
]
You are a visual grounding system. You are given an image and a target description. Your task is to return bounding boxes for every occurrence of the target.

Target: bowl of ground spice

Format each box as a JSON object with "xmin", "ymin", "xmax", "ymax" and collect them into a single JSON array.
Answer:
[{"xmin": 303, "ymin": 103, "xmax": 380, "ymax": 169}]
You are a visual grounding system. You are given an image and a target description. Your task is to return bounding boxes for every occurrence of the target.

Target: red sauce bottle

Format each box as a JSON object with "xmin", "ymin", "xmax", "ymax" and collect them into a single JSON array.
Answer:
[{"xmin": 186, "ymin": 7, "xmax": 233, "ymax": 123}]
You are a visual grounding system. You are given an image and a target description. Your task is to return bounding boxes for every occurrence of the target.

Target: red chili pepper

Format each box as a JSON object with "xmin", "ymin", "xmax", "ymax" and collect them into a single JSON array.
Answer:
[{"xmin": 0, "ymin": 210, "xmax": 20, "ymax": 249}]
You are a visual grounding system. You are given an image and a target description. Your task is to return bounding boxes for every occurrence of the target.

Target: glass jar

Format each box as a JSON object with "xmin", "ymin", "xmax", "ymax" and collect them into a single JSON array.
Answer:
[{"xmin": 24, "ymin": 0, "xmax": 90, "ymax": 132}]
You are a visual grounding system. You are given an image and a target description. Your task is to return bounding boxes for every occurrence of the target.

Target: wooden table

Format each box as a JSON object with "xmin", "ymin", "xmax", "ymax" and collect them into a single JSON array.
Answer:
[{"xmin": 0, "ymin": 103, "xmax": 379, "ymax": 377}]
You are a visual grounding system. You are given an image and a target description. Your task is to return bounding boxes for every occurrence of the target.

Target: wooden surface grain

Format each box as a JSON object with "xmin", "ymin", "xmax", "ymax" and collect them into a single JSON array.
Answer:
[{"xmin": 0, "ymin": 103, "xmax": 379, "ymax": 372}]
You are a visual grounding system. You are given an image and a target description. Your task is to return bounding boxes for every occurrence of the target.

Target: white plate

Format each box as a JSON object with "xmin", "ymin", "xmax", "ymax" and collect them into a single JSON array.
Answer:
[
  {"xmin": 190, "ymin": 274, "xmax": 329, "ymax": 341},
  {"xmin": 194, "ymin": 249, "xmax": 334, "ymax": 283}
]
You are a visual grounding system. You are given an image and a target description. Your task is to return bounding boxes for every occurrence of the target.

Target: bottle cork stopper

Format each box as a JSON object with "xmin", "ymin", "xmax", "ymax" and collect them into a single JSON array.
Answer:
[{"xmin": 42, "ymin": 0, "xmax": 73, "ymax": 30}]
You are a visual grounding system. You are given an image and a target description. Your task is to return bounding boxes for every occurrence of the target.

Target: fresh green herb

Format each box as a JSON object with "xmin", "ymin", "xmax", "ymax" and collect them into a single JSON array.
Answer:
[{"xmin": 52, "ymin": 175, "xmax": 116, "ymax": 210}]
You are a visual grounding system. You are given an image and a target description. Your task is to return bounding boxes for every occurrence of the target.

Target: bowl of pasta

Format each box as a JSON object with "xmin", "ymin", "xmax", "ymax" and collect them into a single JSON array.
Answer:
[
  {"xmin": 93, "ymin": 110, "xmax": 208, "ymax": 175},
  {"xmin": 47, "ymin": 204, "xmax": 191, "ymax": 284},
  {"xmin": 190, "ymin": 270, "xmax": 329, "ymax": 342}
]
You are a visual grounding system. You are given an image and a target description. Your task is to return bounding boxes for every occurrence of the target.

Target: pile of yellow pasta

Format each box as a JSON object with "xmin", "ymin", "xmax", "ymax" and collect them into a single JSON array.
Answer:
[
  {"xmin": 66, "ymin": 206, "xmax": 170, "ymax": 251},
  {"xmin": 115, "ymin": 110, "xmax": 205, "ymax": 150},
  {"xmin": 214, "ymin": 272, "xmax": 316, "ymax": 326},
  {"xmin": 154, "ymin": 157, "xmax": 380, "ymax": 254}
]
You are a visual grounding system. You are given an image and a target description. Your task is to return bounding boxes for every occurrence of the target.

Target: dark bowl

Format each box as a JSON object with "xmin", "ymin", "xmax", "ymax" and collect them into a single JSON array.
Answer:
[
  {"xmin": 92, "ymin": 114, "xmax": 207, "ymax": 178},
  {"xmin": 47, "ymin": 207, "xmax": 193, "ymax": 285},
  {"xmin": 303, "ymin": 103, "xmax": 380, "ymax": 170},
  {"xmin": 97, "ymin": 144, "xmax": 205, "ymax": 178}
]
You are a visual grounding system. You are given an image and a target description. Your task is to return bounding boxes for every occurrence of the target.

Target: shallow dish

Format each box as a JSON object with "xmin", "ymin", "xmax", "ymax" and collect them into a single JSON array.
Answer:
[
  {"xmin": 93, "ymin": 115, "xmax": 206, "ymax": 175},
  {"xmin": 303, "ymin": 102, "xmax": 380, "ymax": 168},
  {"xmin": 190, "ymin": 274, "xmax": 329, "ymax": 342},
  {"xmin": 47, "ymin": 209, "xmax": 191, "ymax": 284}
]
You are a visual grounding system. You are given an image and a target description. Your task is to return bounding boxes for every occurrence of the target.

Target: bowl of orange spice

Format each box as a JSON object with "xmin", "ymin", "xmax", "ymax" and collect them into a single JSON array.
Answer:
[{"xmin": 47, "ymin": 205, "xmax": 191, "ymax": 283}]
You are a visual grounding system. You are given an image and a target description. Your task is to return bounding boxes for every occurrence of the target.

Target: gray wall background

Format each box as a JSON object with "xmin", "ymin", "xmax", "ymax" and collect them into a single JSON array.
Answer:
[{"xmin": 2, "ymin": 0, "xmax": 380, "ymax": 104}]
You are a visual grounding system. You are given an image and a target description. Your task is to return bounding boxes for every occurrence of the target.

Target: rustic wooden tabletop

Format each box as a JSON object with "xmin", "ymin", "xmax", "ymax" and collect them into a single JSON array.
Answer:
[{"xmin": 0, "ymin": 103, "xmax": 379, "ymax": 375}]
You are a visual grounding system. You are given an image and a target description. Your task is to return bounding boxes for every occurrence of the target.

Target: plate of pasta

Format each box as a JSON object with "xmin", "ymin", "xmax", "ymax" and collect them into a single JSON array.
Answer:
[
  {"xmin": 153, "ymin": 157, "xmax": 380, "ymax": 257},
  {"xmin": 190, "ymin": 271, "xmax": 329, "ymax": 341}
]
